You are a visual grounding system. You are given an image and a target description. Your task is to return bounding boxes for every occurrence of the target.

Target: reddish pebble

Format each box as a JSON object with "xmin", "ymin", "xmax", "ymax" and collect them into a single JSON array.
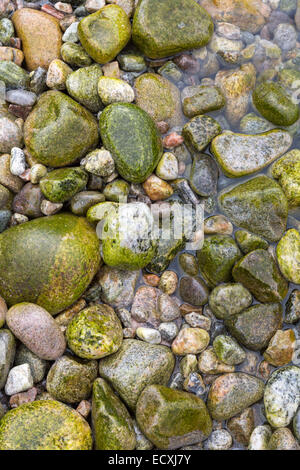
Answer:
[
  {"xmin": 41, "ymin": 4, "xmax": 65, "ymax": 19},
  {"xmin": 9, "ymin": 37, "xmax": 21, "ymax": 49},
  {"xmin": 8, "ymin": 104, "xmax": 32, "ymax": 120},
  {"xmin": 76, "ymin": 400, "xmax": 91, "ymax": 418},
  {"xmin": 54, "ymin": 2, "xmax": 72, "ymax": 14},
  {"xmin": 163, "ymin": 132, "xmax": 184, "ymax": 149},
  {"xmin": 156, "ymin": 121, "xmax": 169, "ymax": 134},
  {"xmin": 143, "ymin": 273, "xmax": 160, "ymax": 287},
  {"xmin": 9, "ymin": 387, "xmax": 37, "ymax": 408},
  {"xmin": 174, "ymin": 54, "xmax": 200, "ymax": 73},
  {"xmin": 19, "ymin": 169, "xmax": 31, "ymax": 181}
]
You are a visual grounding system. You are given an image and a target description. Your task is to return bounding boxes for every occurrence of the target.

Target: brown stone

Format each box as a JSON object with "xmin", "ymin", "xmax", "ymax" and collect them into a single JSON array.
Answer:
[
  {"xmin": 9, "ymin": 387, "xmax": 37, "ymax": 408},
  {"xmin": 227, "ymin": 407, "xmax": 254, "ymax": 446},
  {"xmin": 0, "ymin": 46, "xmax": 24, "ymax": 65},
  {"xmin": 8, "ymin": 104, "xmax": 32, "ymax": 120},
  {"xmin": 263, "ymin": 329, "xmax": 295, "ymax": 366},
  {"xmin": 0, "ymin": 154, "xmax": 24, "ymax": 193},
  {"xmin": 12, "ymin": 8, "xmax": 62, "ymax": 71}
]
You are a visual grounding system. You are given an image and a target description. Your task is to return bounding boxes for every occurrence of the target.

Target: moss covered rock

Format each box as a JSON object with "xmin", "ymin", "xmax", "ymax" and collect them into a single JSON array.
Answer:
[
  {"xmin": 46, "ymin": 355, "xmax": 98, "ymax": 403},
  {"xmin": 24, "ymin": 91, "xmax": 99, "ymax": 168},
  {"xmin": 0, "ymin": 214, "xmax": 100, "ymax": 314},
  {"xmin": 253, "ymin": 81, "xmax": 299, "ymax": 126},
  {"xmin": 276, "ymin": 229, "xmax": 300, "ymax": 284},
  {"xmin": 92, "ymin": 378, "xmax": 136, "ymax": 450},
  {"xmin": 183, "ymin": 85, "xmax": 225, "ymax": 118},
  {"xmin": 136, "ymin": 385, "xmax": 212, "ymax": 449},
  {"xmin": 211, "ymin": 130, "xmax": 292, "ymax": 177},
  {"xmin": 0, "ymin": 61, "xmax": 29, "ymax": 89},
  {"xmin": 99, "ymin": 103, "xmax": 162, "ymax": 183},
  {"xmin": 66, "ymin": 304, "xmax": 122, "ymax": 360},
  {"xmin": 40, "ymin": 168, "xmax": 88, "ymax": 203},
  {"xmin": 0, "ymin": 328, "xmax": 16, "ymax": 389},
  {"xmin": 218, "ymin": 176, "xmax": 288, "ymax": 242},
  {"xmin": 271, "ymin": 149, "xmax": 300, "ymax": 208},
  {"xmin": 235, "ymin": 230, "xmax": 269, "ymax": 254},
  {"xmin": 78, "ymin": 5, "xmax": 131, "ymax": 64},
  {"xmin": 232, "ymin": 249, "xmax": 288, "ymax": 302},
  {"xmin": 66, "ymin": 64, "xmax": 103, "ymax": 113},
  {"xmin": 197, "ymin": 235, "xmax": 242, "ymax": 287},
  {"xmin": 0, "ymin": 400, "xmax": 92, "ymax": 450},
  {"xmin": 132, "ymin": 0, "xmax": 213, "ymax": 59},
  {"xmin": 99, "ymin": 339, "xmax": 175, "ymax": 410},
  {"xmin": 183, "ymin": 115, "xmax": 222, "ymax": 153},
  {"xmin": 208, "ymin": 283, "xmax": 252, "ymax": 319}
]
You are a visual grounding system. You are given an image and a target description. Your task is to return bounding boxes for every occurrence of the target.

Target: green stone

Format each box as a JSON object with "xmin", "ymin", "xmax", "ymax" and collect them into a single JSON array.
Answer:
[
  {"xmin": 0, "ymin": 18, "xmax": 14, "ymax": 45},
  {"xmin": 134, "ymin": 72, "xmax": 182, "ymax": 127},
  {"xmin": 40, "ymin": 168, "xmax": 88, "ymax": 203},
  {"xmin": 197, "ymin": 235, "xmax": 242, "ymax": 287},
  {"xmin": 117, "ymin": 53, "xmax": 146, "ymax": 72},
  {"xmin": 46, "ymin": 355, "xmax": 98, "ymax": 403},
  {"xmin": 86, "ymin": 201, "xmax": 119, "ymax": 224},
  {"xmin": 235, "ymin": 230, "xmax": 269, "ymax": 254},
  {"xmin": 232, "ymin": 249, "xmax": 288, "ymax": 303},
  {"xmin": 101, "ymin": 202, "xmax": 156, "ymax": 270},
  {"xmin": 183, "ymin": 86, "xmax": 225, "ymax": 118},
  {"xmin": 271, "ymin": 149, "xmax": 300, "ymax": 208},
  {"xmin": 158, "ymin": 61, "xmax": 182, "ymax": 83},
  {"xmin": 136, "ymin": 385, "xmax": 212, "ymax": 449},
  {"xmin": 99, "ymin": 339, "xmax": 175, "ymax": 410},
  {"xmin": 99, "ymin": 103, "xmax": 163, "ymax": 183},
  {"xmin": 24, "ymin": 90, "xmax": 99, "ymax": 168},
  {"xmin": 213, "ymin": 335, "xmax": 246, "ymax": 365},
  {"xmin": 0, "ymin": 400, "xmax": 92, "ymax": 450},
  {"xmin": 179, "ymin": 253, "xmax": 198, "ymax": 276},
  {"xmin": 276, "ymin": 229, "xmax": 300, "ymax": 284},
  {"xmin": 218, "ymin": 176, "xmax": 288, "ymax": 242},
  {"xmin": 66, "ymin": 304, "xmax": 123, "ymax": 360},
  {"xmin": 0, "ymin": 184, "xmax": 13, "ymax": 210},
  {"xmin": 70, "ymin": 191, "xmax": 105, "ymax": 216},
  {"xmin": 239, "ymin": 113, "xmax": 273, "ymax": 135},
  {"xmin": 103, "ymin": 179, "xmax": 129, "ymax": 202},
  {"xmin": 66, "ymin": 64, "xmax": 103, "ymax": 113},
  {"xmin": 92, "ymin": 378, "xmax": 136, "ymax": 450},
  {"xmin": 0, "ymin": 61, "xmax": 29, "ymax": 89},
  {"xmin": 61, "ymin": 42, "xmax": 92, "ymax": 67},
  {"xmin": 253, "ymin": 81, "xmax": 299, "ymax": 126},
  {"xmin": 78, "ymin": 5, "xmax": 131, "ymax": 64},
  {"xmin": 0, "ymin": 214, "xmax": 100, "ymax": 314},
  {"xmin": 208, "ymin": 283, "xmax": 252, "ymax": 320},
  {"xmin": 132, "ymin": 0, "xmax": 213, "ymax": 59},
  {"xmin": 278, "ymin": 68, "xmax": 300, "ymax": 89},
  {"xmin": 0, "ymin": 329, "xmax": 16, "ymax": 389},
  {"xmin": 211, "ymin": 130, "xmax": 292, "ymax": 177},
  {"xmin": 183, "ymin": 115, "xmax": 222, "ymax": 153},
  {"xmin": 226, "ymin": 303, "xmax": 283, "ymax": 351}
]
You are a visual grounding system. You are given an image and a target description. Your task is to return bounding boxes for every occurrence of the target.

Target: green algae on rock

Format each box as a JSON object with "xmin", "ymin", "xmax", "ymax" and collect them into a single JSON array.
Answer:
[
  {"xmin": 92, "ymin": 378, "xmax": 136, "ymax": 450},
  {"xmin": 197, "ymin": 235, "xmax": 242, "ymax": 287},
  {"xmin": 39, "ymin": 168, "xmax": 88, "ymax": 203},
  {"xmin": 101, "ymin": 202, "xmax": 157, "ymax": 270},
  {"xmin": 46, "ymin": 355, "xmax": 98, "ymax": 403},
  {"xmin": 66, "ymin": 304, "xmax": 122, "ymax": 360},
  {"xmin": 218, "ymin": 176, "xmax": 288, "ymax": 242},
  {"xmin": 61, "ymin": 42, "xmax": 92, "ymax": 68},
  {"xmin": 183, "ymin": 115, "xmax": 222, "ymax": 153},
  {"xmin": 207, "ymin": 373, "xmax": 264, "ymax": 421},
  {"xmin": 0, "ymin": 214, "xmax": 100, "ymax": 314},
  {"xmin": 0, "ymin": 328, "xmax": 16, "ymax": 389},
  {"xmin": 232, "ymin": 249, "xmax": 289, "ymax": 302},
  {"xmin": 78, "ymin": 5, "xmax": 131, "ymax": 64},
  {"xmin": 0, "ymin": 61, "xmax": 29, "ymax": 89},
  {"xmin": 24, "ymin": 91, "xmax": 99, "ymax": 168},
  {"xmin": 182, "ymin": 85, "xmax": 225, "ymax": 118},
  {"xmin": 213, "ymin": 335, "xmax": 246, "ymax": 365},
  {"xmin": 276, "ymin": 229, "xmax": 300, "ymax": 284},
  {"xmin": 211, "ymin": 130, "xmax": 292, "ymax": 178},
  {"xmin": 226, "ymin": 303, "xmax": 283, "ymax": 351},
  {"xmin": 0, "ymin": 400, "xmax": 92, "ymax": 450},
  {"xmin": 66, "ymin": 64, "xmax": 103, "ymax": 113},
  {"xmin": 136, "ymin": 385, "xmax": 212, "ymax": 449},
  {"xmin": 99, "ymin": 103, "xmax": 162, "ymax": 183},
  {"xmin": 99, "ymin": 339, "xmax": 175, "ymax": 410},
  {"xmin": 132, "ymin": 0, "xmax": 213, "ymax": 59},
  {"xmin": 235, "ymin": 230, "xmax": 269, "ymax": 254},
  {"xmin": 208, "ymin": 283, "xmax": 252, "ymax": 320},
  {"xmin": 253, "ymin": 81, "xmax": 299, "ymax": 126},
  {"xmin": 271, "ymin": 149, "xmax": 300, "ymax": 208}
]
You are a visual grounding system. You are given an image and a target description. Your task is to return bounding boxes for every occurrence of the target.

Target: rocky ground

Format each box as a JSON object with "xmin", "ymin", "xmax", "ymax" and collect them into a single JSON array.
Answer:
[{"xmin": 0, "ymin": 0, "xmax": 299, "ymax": 451}]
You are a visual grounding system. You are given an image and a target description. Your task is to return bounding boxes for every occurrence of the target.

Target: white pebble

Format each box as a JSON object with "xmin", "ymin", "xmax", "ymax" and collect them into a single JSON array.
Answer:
[
  {"xmin": 136, "ymin": 327, "xmax": 161, "ymax": 344},
  {"xmin": 6, "ymin": 89, "xmax": 37, "ymax": 107},
  {"xmin": 204, "ymin": 429, "xmax": 233, "ymax": 450},
  {"xmin": 10, "ymin": 147, "xmax": 26, "ymax": 176},
  {"xmin": 62, "ymin": 22, "xmax": 79, "ymax": 43},
  {"xmin": 5, "ymin": 364, "xmax": 33, "ymax": 395}
]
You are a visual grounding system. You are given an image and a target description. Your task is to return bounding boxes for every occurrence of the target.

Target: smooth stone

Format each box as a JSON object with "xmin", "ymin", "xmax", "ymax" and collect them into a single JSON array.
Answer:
[
  {"xmin": 46, "ymin": 355, "xmax": 97, "ymax": 403},
  {"xmin": 136, "ymin": 327, "xmax": 161, "ymax": 344},
  {"xmin": 253, "ymin": 81, "xmax": 299, "ymax": 126},
  {"xmin": 66, "ymin": 304, "xmax": 122, "ymax": 360},
  {"xmin": 86, "ymin": 201, "xmax": 118, "ymax": 224},
  {"xmin": 0, "ymin": 111, "xmax": 23, "ymax": 155},
  {"xmin": 183, "ymin": 85, "xmax": 225, "ymax": 118},
  {"xmin": 156, "ymin": 152, "xmax": 178, "ymax": 181},
  {"xmin": 235, "ymin": 230, "xmax": 269, "ymax": 254},
  {"xmin": 46, "ymin": 59, "xmax": 72, "ymax": 90},
  {"xmin": 143, "ymin": 174, "xmax": 173, "ymax": 201},
  {"xmin": 179, "ymin": 253, "xmax": 198, "ymax": 277},
  {"xmin": 183, "ymin": 115, "xmax": 222, "ymax": 153},
  {"xmin": 0, "ymin": 210, "xmax": 10, "ymax": 233},
  {"xmin": 40, "ymin": 168, "xmax": 88, "ymax": 203},
  {"xmin": 131, "ymin": 286, "xmax": 159, "ymax": 323},
  {"xmin": 117, "ymin": 52, "xmax": 146, "ymax": 72},
  {"xmin": 207, "ymin": 372, "xmax": 264, "ymax": 421},
  {"xmin": 136, "ymin": 385, "xmax": 212, "ymax": 449},
  {"xmin": 264, "ymin": 366, "xmax": 300, "ymax": 428},
  {"xmin": 70, "ymin": 191, "xmax": 105, "ymax": 215},
  {"xmin": 0, "ymin": 400, "xmax": 92, "ymax": 450},
  {"xmin": 62, "ymin": 21, "xmax": 79, "ymax": 43},
  {"xmin": 226, "ymin": 303, "xmax": 283, "ymax": 351},
  {"xmin": 66, "ymin": 64, "xmax": 103, "ymax": 113},
  {"xmin": 211, "ymin": 130, "xmax": 292, "ymax": 178},
  {"xmin": 10, "ymin": 147, "xmax": 25, "ymax": 176},
  {"xmin": 271, "ymin": 149, "xmax": 300, "ymax": 208},
  {"xmin": 263, "ymin": 329, "xmax": 295, "ymax": 366},
  {"xmin": 0, "ymin": 18, "xmax": 14, "ymax": 45},
  {"xmin": 0, "ymin": 214, "xmax": 100, "ymax": 314},
  {"xmin": 232, "ymin": 249, "xmax": 288, "ymax": 303},
  {"xmin": 157, "ymin": 293, "xmax": 180, "ymax": 322},
  {"xmin": 24, "ymin": 91, "xmax": 99, "ymax": 168},
  {"xmin": 209, "ymin": 283, "xmax": 252, "ymax": 320},
  {"xmin": 171, "ymin": 328, "xmax": 210, "ymax": 355},
  {"xmin": 0, "ymin": 184, "xmax": 13, "ymax": 210},
  {"xmin": 179, "ymin": 276, "xmax": 209, "ymax": 306},
  {"xmin": 12, "ymin": 9, "xmax": 62, "ymax": 71},
  {"xmin": 248, "ymin": 425, "xmax": 272, "ymax": 450},
  {"xmin": 293, "ymin": 407, "xmax": 300, "ymax": 441},
  {"xmin": 98, "ymin": 265, "xmax": 139, "ymax": 308},
  {"xmin": 78, "ymin": 5, "xmax": 131, "ymax": 64},
  {"xmin": 99, "ymin": 103, "xmax": 162, "ymax": 183},
  {"xmin": 203, "ymin": 429, "xmax": 232, "ymax": 450},
  {"xmin": 98, "ymin": 76, "xmax": 134, "ymax": 105},
  {"xmin": 218, "ymin": 176, "xmax": 288, "ymax": 242},
  {"xmin": 276, "ymin": 229, "xmax": 300, "ymax": 283},
  {"xmin": 227, "ymin": 408, "xmax": 254, "ymax": 446},
  {"xmin": 0, "ymin": 296, "xmax": 7, "ymax": 328},
  {"xmin": 6, "ymin": 90, "xmax": 36, "ymax": 107},
  {"xmin": 189, "ymin": 153, "xmax": 218, "ymax": 197},
  {"xmin": 213, "ymin": 335, "xmax": 246, "ymax": 365},
  {"xmin": 198, "ymin": 347, "xmax": 234, "ymax": 375},
  {"xmin": 0, "ymin": 61, "xmax": 29, "ymax": 89},
  {"xmin": 285, "ymin": 289, "xmax": 300, "ymax": 324},
  {"xmin": 6, "ymin": 303, "xmax": 66, "ymax": 360},
  {"xmin": 132, "ymin": 0, "xmax": 213, "ymax": 59},
  {"xmin": 5, "ymin": 363, "xmax": 33, "ymax": 396},
  {"xmin": 99, "ymin": 339, "xmax": 175, "ymax": 410},
  {"xmin": 92, "ymin": 378, "xmax": 136, "ymax": 450},
  {"xmin": 239, "ymin": 112, "xmax": 273, "ymax": 135},
  {"xmin": 61, "ymin": 42, "xmax": 92, "ymax": 67},
  {"xmin": 81, "ymin": 148, "xmax": 115, "ymax": 177},
  {"xmin": 197, "ymin": 235, "xmax": 242, "ymax": 287},
  {"xmin": 0, "ymin": 328, "xmax": 16, "ymax": 389},
  {"xmin": 268, "ymin": 428, "xmax": 299, "ymax": 450},
  {"xmin": 15, "ymin": 344, "xmax": 47, "ymax": 384},
  {"xmin": 104, "ymin": 179, "xmax": 130, "ymax": 202},
  {"xmin": 13, "ymin": 182, "xmax": 44, "ymax": 218}
]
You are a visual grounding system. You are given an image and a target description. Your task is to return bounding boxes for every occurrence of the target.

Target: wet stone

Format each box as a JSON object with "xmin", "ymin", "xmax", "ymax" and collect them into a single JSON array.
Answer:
[
  {"xmin": 183, "ymin": 115, "xmax": 222, "ymax": 153},
  {"xmin": 209, "ymin": 283, "xmax": 252, "ymax": 320}
]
